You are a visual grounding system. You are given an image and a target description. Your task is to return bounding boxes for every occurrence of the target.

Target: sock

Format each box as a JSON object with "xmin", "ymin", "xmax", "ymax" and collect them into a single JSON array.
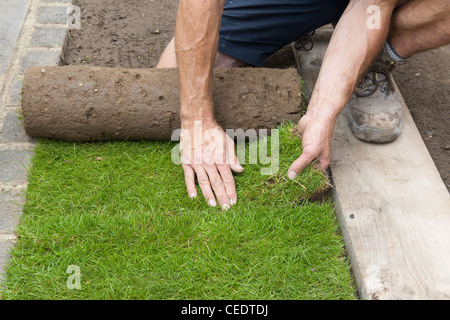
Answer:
[{"xmin": 385, "ymin": 39, "xmax": 408, "ymax": 64}]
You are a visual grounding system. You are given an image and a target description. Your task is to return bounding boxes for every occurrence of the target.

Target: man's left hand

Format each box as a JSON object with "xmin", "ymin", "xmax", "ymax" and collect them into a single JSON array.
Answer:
[{"xmin": 287, "ymin": 113, "xmax": 336, "ymax": 179}]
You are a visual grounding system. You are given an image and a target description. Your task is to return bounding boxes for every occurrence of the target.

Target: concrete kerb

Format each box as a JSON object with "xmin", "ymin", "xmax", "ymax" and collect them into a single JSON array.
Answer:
[{"xmin": 0, "ymin": 0, "xmax": 74, "ymax": 287}]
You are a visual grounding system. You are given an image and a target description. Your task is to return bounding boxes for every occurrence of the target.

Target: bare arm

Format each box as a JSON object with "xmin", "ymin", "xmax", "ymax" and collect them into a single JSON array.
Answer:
[
  {"xmin": 288, "ymin": 0, "xmax": 399, "ymax": 178},
  {"xmin": 175, "ymin": 0, "xmax": 243, "ymax": 209},
  {"xmin": 176, "ymin": 0, "xmax": 224, "ymax": 123}
]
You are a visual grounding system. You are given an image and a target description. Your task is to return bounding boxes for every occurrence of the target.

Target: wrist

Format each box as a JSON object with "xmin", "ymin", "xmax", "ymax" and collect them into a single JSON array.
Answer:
[
  {"xmin": 307, "ymin": 84, "xmax": 348, "ymax": 122},
  {"xmin": 180, "ymin": 99, "xmax": 215, "ymax": 123},
  {"xmin": 181, "ymin": 113, "xmax": 217, "ymax": 129},
  {"xmin": 304, "ymin": 105, "xmax": 339, "ymax": 123}
]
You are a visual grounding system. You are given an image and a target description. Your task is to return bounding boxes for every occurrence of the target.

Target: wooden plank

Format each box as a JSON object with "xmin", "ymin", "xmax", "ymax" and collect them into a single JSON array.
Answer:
[{"xmin": 293, "ymin": 29, "xmax": 450, "ymax": 300}]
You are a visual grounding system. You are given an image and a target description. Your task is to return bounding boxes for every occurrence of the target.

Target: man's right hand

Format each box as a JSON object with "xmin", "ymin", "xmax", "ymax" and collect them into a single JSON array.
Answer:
[
  {"xmin": 180, "ymin": 119, "xmax": 244, "ymax": 210},
  {"xmin": 174, "ymin": 0, "xmax": 234, "ymax": 208}
]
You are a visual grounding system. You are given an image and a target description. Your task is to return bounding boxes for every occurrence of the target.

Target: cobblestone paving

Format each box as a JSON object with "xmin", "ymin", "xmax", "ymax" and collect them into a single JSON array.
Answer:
[{"xmin": 0, "ymin": 0, "xmax": 76, "ymax": 284}]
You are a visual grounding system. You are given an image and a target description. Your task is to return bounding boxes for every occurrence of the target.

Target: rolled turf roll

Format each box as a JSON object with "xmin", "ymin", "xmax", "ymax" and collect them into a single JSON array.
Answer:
[{"xmin": 21, "ymin": 66, "xmax": 303, "ymax": 141}]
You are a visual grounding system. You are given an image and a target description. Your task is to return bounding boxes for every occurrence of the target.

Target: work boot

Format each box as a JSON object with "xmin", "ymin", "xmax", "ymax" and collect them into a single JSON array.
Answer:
[{"xmin": 347, "ymin": 41, "xmax": 407, "ymax": 143}]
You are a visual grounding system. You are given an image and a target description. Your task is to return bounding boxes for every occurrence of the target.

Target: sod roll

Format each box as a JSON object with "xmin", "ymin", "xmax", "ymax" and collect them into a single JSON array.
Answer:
[{"xmin": 21, "ymin": 66, "xmax": 303, "ymax": 141}]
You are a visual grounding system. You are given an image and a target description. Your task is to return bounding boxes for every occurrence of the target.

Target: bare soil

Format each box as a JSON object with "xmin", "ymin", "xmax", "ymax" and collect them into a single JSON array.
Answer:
[{"xmin": 64, "ymin": 0, "xmax": 449, "ymax": 190}]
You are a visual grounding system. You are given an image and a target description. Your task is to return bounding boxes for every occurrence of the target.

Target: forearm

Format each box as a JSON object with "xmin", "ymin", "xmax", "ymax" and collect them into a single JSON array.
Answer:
[
  {"xmin": 175, "ymin": 0, "xmax": 225, "ymax": 124},
  {"xmin": 307, "ymin": 0, "xmax": 397, "ymax": 121}
]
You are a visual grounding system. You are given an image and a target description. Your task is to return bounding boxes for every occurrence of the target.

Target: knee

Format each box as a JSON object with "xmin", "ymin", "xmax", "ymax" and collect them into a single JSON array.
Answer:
[
  {"xmin": 156, "ymin": 38, "xmax": 177, "ymax": 69},
  {"xmin": 214, "ymin": 52, "xmax": 247, "ymax": 68},
  {"xmin": 360, "ymin": 0, "xmax": 402, "ymax": 10}
]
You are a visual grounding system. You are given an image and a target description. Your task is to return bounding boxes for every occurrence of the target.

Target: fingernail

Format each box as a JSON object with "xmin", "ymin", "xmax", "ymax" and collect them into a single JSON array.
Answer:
[
  {"xmin": 237, "ymin": 164, "xmax": 244, "ymax": 170},
  {"xmin": 189, "ymin": 193, "xmax": 196, "ymax": 199},
  {"xmin": 288, "ymin": 171, "xmax": 297, "ymax": 180},
  {"xmin": 208, "ymin": 199, "xmax": 217, "ymax": 207},
  {"xmin": 230, "ymin": 198, "xmax": 236, "ymax": 206},
  {"xmin": 222, "ymin": 204, "xmax": 230, "ymax": 211}
]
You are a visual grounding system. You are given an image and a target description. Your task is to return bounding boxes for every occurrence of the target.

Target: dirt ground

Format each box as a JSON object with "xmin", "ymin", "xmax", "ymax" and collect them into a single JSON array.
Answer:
[{"xmin": 65, "ymin": 0, "xmax": 449, "ymax": 191}]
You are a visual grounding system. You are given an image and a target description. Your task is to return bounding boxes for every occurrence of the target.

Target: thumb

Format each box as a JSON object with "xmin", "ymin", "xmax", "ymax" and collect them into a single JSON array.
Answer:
[
  {"xmin": 226, "ymin": 137, "xmax": 244, "ymax": 173},
  {"xmin": 230, "ymin": 155, "xmax": 244, "ymax": 173},
  {"xmin": 297, "ymin": 114, "xmax": 310, "ymax": 135},
  {"xmin": 287, "ymin": 152, "xmax": 315, "ymax": 180}
]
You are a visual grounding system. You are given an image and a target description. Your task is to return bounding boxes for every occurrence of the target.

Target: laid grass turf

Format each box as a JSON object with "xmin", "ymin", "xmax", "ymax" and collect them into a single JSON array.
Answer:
[{"xmin": 0, "ymin": 123, "xmax": 356, "ymax": 299}]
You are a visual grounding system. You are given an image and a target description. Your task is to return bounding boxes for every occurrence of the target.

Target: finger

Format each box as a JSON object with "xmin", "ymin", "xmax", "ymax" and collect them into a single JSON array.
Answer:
[
  {"xmin": 297, "ymin": 115, "xmax": 309, "ymax": 135},
  {"xmin": 192, "ymin": 164, "xmax": 217, "ymax": 207},
  {"xmin": 287, "ymin": 152, "xmax": 315, "ymax": 180},
  {"xmin": 229, "ymin": 158, "xmax": 244, "ymax": 173},
  {"xmin": 225, "ymin": 139, "xmax": 244, "ymax": 173},
  {"xmin": 182, "ymin": 164, "xmax": 197, "ymax": 199},
  {"xmin": 203, "ymin": 164, "xmax": 231, "ymax": 210},
  {"xmin": 217, "ymin": 164, "xmax": 237, "ymax": 206}
]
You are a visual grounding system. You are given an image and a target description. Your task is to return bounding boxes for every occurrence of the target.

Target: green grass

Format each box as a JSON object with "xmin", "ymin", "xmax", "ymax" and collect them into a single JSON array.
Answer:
[{"xmin": 0, "ymin": 123, "xmax": 356, "ymax": 299}]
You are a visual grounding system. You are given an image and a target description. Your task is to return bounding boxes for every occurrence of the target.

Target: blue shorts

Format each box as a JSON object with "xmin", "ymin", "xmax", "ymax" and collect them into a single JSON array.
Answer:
[{"xmin": 219, "ymin": 0, "xmax": 349, "ymax": 66}]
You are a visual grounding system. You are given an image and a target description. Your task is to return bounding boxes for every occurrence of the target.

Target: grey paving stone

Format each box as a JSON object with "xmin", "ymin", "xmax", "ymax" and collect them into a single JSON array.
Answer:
[
  {"xmin": 0, "ymin": 239, "xmax": 16, "ymax": 281},
  {"xmin": 0, "ymin": 75, "xmax": 5, "ymax": 92},
  {"xmin": 0, "ymin": 187, "xmax": 25, "ymax": 202},
  {"xmin": 0, "ymin": 188, "xmax": 25, "ymax": 232},
  {"xmin": 37, "ymin": 6, "xmax": 70, "ymax": 25},
  {"xmin": 42, "ymin": 0, "xmax": 76, "ymax": 3},
  {"xmin": 20, "ymin": 50, "xmax": 61, "ymax": 72},
  {"xmin": 8, "ymin": 77, "xmax": 23, "ymax": 106},
  {"xmin": 29, "ymin": 27, "xmax": 68, "ymax": 48},
  {"xmin": 0, "ymin": 0, "xmax": 30, "ymax": 75},
  {"xmin": 0, "ymin": 150, "xmax": 33, "ymax": 184},
  {"xmin": 0, "ymin": 110, "xmax": 34, "ymax": 143}
]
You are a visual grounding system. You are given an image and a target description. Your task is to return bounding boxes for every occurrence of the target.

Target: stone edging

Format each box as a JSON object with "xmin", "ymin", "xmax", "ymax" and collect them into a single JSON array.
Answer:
[{"xmin": 0, "ymin": 0, "xmax": 76, "ymax": 286}]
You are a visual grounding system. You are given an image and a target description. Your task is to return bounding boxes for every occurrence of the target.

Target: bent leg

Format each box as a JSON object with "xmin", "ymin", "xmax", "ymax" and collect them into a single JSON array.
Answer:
[
  {"xmin": 156, "ymin": 37, "xmax": 247, "ymax": 68},
  {"xmin": 389, "ymin": 0, "xmax": 450, "ymax": 58},
  {"xmin": 156, "ymin": 38, "xmax": 176, "ymax": 68},
  {"xmin": 218, "ymin": 0, "xmax": 349, "ymax": 66},
  {"xmin": 158, "ymin": 0, "xmax": 350, "ymax": 68}
]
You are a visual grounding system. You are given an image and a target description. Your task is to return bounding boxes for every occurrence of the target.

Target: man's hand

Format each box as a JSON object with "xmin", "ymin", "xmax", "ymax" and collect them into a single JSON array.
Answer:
[
  {"xmin": 180, "ymin": 119, "xmax": 244, "ymax": 210},
  {"xmin": 286, "ymin": 0, "xmax": 401, "ymax": 179},
  {"xmin": 287, "ymin": 113, "xmax": 336, "ymax": 179},
  {"xmin": 174, "ymin": 0, "xmax": 230, "ymax": 207}
]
